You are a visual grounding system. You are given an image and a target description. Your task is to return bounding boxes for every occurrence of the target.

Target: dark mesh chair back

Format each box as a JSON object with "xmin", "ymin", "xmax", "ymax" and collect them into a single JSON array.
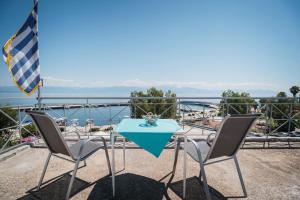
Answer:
[
  {"xmin": 27, "ymin": 111, "xmax": 70, "ymax": 156},
  {"xmin": 208, "ymin": 114, "xmax": 259, "ymax": 160}
]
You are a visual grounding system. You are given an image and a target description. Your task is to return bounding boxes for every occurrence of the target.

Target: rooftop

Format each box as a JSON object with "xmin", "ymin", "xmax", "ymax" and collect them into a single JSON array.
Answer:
[
  {"xmin": 0, "ymin": 96, "xmax": 300, "ymax": 199},
  {"xmin": 0, "ymin": 147, "xmax": 299, "ymax": 200}
]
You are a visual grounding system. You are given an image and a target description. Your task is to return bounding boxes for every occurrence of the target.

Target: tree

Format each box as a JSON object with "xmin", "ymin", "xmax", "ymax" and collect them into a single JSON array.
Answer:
[
  {"xmin": 260, "ymin": 91, "xmax": 296, "ymax": 133},
  {"xmin": 130, "ymin": 87, "xmax": 177, "ymax": 119},
  {"xmin": 0, "ymin": 107, "xmax": 17, "ymax": 148},
  {"xmin": 21, "ymin": 124, "xmax": 37, "ymax": 138},
  {"xmin": 0, "ymin": 107, "xmax": 17, "ymax": 129},
  {"xmin": 289, "ymin": 86, "xmax": 300, "ymax": 101},
  {"xmin": 220, "ymin": 90, "xmax": 257, "ymax": 115}
]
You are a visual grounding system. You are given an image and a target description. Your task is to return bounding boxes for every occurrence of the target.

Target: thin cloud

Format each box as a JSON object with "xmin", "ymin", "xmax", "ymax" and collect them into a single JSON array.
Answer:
[
  {"xmin": 120, "ymin": 79, "xmax": 149, "ymax": 87},
  {"xmin": 119, "ymin": 79, "xmax": 277, "ymax": 90},
  {"xmin": 43, "ymin": 76, "xmax": 76, "ymax": 87},
  {"xmin": 42, "ymin": 77, "xmax": 278, "ymax": 90}
]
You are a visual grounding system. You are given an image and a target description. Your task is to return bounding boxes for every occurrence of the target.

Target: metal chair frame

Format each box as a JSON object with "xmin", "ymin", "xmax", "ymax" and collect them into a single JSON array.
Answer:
[
  {"xmin": 169, "ymin": 115, "xmax": 260, "ymax": 200},
  {"xmin": 27, "ymin": 111, "xmax": 111, "ymax": 200}
]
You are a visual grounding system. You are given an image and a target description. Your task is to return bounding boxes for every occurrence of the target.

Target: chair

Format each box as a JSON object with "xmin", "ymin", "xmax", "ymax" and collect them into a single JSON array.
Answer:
[
  {"xmin": 26, "ymin": 111, "xmax": 111, "ymax": 200},
  {"xmin": 169, "ymin": 114, "xmax": 260, "ymax": 200}
]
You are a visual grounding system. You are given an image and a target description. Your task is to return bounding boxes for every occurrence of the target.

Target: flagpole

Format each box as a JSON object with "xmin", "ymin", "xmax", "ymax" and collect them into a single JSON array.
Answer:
[
  {"xmin": 37, "ymin": 79, "xmax": 43, "ymax": 110},
  {"xmin": 36, "ymin": 0, "xmax": 41, "ymax": 110}
]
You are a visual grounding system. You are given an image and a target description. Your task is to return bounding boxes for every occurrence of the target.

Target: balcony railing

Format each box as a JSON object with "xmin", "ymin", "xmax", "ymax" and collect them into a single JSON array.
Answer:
[{"xmin": 1, "ymin": 96, "xmax": 300, "ymax": 154}]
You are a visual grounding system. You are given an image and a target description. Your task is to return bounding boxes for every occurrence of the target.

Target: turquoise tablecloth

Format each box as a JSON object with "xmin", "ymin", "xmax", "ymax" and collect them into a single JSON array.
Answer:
[{"xmin": 115, "ymin": 119, "xmax": 181, "ymax": 157}]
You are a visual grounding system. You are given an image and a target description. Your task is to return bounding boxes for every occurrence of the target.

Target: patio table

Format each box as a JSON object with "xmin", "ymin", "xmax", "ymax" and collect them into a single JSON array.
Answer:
[{"xmin": 111, "ymin": 118, "xmax": 188, "ymax": 198}]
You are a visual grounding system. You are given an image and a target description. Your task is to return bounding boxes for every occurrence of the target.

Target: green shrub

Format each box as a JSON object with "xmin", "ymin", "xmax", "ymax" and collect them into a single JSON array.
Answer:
[
  {"xmin": 0, "ymin": 107, "xmax": 17, "ymax": 130},
  {"xmin": 220, "ymin": 90, "xmax": 257, "ymax": 115},
  {"xmin": 0, "ymin": 107, "xmax": 17, "ymax": 148},
  {"xmin": 130, "ymin": 87, "xmax": 177, "ymax": 119},
  {"xmin": 21, "ymin": 124, "xmax": 37, "ymax": 138}
]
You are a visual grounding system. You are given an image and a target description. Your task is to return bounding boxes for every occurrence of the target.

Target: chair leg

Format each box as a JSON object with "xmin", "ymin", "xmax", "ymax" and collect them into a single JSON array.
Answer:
[
  {"xmin": 123, "ymin": 137, "xmax": 126, "ymax": 170},
  {"xmin": 37, "ymin": 152, "xmax": 52, "ymax": 190},
  {"xmin": 198, "ymin": 161, "xmax": 212, "ymax": 200},
  {"xmin": 167, "ymin": 139, "xmax": 180, "ymax": 185},
  {"xmin": 65, "ymin": 159, "xmax": 81, "ymax": 200},
  {"xmin": 198, "ymin": 170, "xmax": 202, "ymax": 181},
  {"xmin": 233, "ymin": 155, "xmax": 247, "ymax": 197},
  {"xmin": 102, "ymin": 138, "xmax": 112, "ymax": 175}
]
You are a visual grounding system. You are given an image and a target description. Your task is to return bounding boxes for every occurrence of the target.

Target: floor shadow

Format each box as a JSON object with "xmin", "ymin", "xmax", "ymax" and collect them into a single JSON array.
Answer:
[
  {"xmin": 88, "ymin": 173, "xmax": 165, "ymax": 200},
  {"xmin": 167, "ymin": 176, "xmax": 227, "ymax": 200},
  {"xmin": 17, "ymin": 173, "xmax": 90, "ymax": 200}
]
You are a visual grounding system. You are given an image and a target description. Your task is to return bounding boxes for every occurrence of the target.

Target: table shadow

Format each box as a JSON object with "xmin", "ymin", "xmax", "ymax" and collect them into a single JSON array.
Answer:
[{"xmin": 88, "ymin": 173, "xmax": 165, "ymax": 200}]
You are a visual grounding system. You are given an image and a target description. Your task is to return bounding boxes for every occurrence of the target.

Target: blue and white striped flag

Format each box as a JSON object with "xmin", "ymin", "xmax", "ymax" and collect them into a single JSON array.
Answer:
[{"xmin": 2, "ymin": 0, "xmax": 40, "ymax": 96}]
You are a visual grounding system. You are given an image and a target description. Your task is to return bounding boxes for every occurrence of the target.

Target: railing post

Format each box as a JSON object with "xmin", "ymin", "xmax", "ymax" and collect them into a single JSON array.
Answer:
[
  {"xmin": 246, "ymin": 104, "xmax": 249, "ymax": 114},
  {"xmin": 221, "ymin": 98, "xmax": 225, "ymax": 117},
  {"xmin": 177, "ymin": 99, "xmax": 181, "ymax": 121},
  {"xmin": 202, "ymin": 105, "xmax": 205, "ymax": 135},
  {"xmin": 134, "ymin": 103, "xmax": 137, "ymax": 118},
  {"xmin": 269, "ymin": 103, "xmax": 273, "ymax": 134},
  {"xmin": 37, "ymin": 83, "xmax": 42, "ymax": 111},
  {"xmin": 87, "ymin": 99, "xmax": 92, "ymax": 133},
  {"xmin": 18, "ymin": 106, "xmax": 22, "ymax": 142},
  {"xmin": 63, "ymin": 104, "xmax": 67, "ymax": 129},
  {"xmin": 37, "ymin": 96, "xmax": 42, "ymax": 111},
  {"xmin": 225, "ymin": 98, "xmax": 228, "ymax": 116},
  {"xmin": 109, "ymin": 105, "xmax": 112, "ymax": 127},
  {"xmin": 288, "ymin": 103, "xmax": 292, "ymax": 134},
  {"xmin": 182, "ymin": 103, "xmax": 185, "ymax": 130},
  {"xmin": 129, "ymin": 100, "xmax": 133, "ymax": 118}
]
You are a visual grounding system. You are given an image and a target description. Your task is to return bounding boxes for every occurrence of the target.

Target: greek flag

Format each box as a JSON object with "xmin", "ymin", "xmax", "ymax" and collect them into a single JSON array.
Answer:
[{"xmin": 2, "ymin": 0, "xmax": 40, "ymax": 96}]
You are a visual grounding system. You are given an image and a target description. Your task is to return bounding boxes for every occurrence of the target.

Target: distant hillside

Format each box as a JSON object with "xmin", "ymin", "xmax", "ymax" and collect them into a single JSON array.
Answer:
[{"xmin": 0, "ymin": 86, "xmax": 280, "ymax": 97}]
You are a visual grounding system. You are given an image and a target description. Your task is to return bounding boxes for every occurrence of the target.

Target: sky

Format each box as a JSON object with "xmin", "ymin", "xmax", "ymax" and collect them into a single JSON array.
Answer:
[{"xmin": 0, "ymin": 0, "xmax": 300, "ymax": 92}]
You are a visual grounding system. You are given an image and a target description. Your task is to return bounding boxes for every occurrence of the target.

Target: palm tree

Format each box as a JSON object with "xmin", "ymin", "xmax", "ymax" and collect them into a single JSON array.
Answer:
[{"xmin": 289, "ymin": 86, "xmax": 300, "ymax": 101}]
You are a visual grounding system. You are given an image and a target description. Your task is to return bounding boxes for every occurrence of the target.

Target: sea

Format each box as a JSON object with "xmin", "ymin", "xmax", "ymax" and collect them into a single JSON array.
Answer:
[{"xmin": 0, "ymin": 87, "xmax": 216, "ymax": 126}]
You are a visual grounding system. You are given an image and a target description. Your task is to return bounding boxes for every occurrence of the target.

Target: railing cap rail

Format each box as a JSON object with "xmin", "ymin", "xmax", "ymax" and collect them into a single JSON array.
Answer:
[{"xmin": 37, "ymin": 96, "xmax": 300, "ymax": 100}]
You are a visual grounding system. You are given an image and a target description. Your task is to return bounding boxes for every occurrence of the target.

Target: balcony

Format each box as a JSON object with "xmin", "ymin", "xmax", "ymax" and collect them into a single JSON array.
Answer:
[{"xmin": 0, "ymin": 96, "xmax": 300, "ymax": 199}]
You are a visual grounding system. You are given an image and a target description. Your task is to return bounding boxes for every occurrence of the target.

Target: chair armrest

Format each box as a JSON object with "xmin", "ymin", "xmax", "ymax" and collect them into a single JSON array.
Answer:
[
  {"xmin": 186, "ymin": 137, "xmax": 207, "ymax": 162},
  {"xmin": 206, "ymin": 132, "xmax": 216, "ymax": 146},
  {"xmin": 92, "ymin": 136, "xmax": 109, "ymax": 148},
  {"xmin": 77, "ymin": 136, "xmax": 107, "ymax": 159},
  {"xmin": 77, "ymin": 138, "xmax": 94, "ymax": 158},
  {"xmin": 63, "ymin": 130, "xmax": 81, "ymax": 140},
  {"xmin": 74, "ymin": 130, "xmax": 81, "ymax": 140}
]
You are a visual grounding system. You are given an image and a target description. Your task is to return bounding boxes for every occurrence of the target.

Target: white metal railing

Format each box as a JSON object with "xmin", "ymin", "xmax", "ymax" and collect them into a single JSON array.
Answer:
[{"xmin": 1, "ymin": 96, "xmax": 300, "ymax": 153}]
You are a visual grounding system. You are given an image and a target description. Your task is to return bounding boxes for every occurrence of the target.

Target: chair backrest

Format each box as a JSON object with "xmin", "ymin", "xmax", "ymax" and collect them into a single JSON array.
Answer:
[
  {"xmin": 206, "ymin": 114, "xmax": 260, "ymax": 160},
  {"xmin": 27, "ymin": 111, "xmax": 71, "ymax": 156}
]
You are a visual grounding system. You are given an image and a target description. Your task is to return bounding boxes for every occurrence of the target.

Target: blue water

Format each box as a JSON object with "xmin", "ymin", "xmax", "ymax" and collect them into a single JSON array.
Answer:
[
  {"xmin": 1, "ymin": 90, "xmax": 213, "ymax": 126},
  {"xmin": 29, "ymin": 106, "xmax": 131, "ymax": 126},
  {"xmin": 17, "ymin": 104, "xmax": 209, "ymax": 126}
]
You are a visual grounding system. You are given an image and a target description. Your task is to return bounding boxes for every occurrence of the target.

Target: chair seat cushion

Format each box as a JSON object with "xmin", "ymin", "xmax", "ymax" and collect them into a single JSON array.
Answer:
[
  {"xmin": 69, "ymin": 141, "xmax": 102, "ymax": 160},
  {"xmin": 181, "ymin": 141, "xmax": 210, "ymax": 162}
]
